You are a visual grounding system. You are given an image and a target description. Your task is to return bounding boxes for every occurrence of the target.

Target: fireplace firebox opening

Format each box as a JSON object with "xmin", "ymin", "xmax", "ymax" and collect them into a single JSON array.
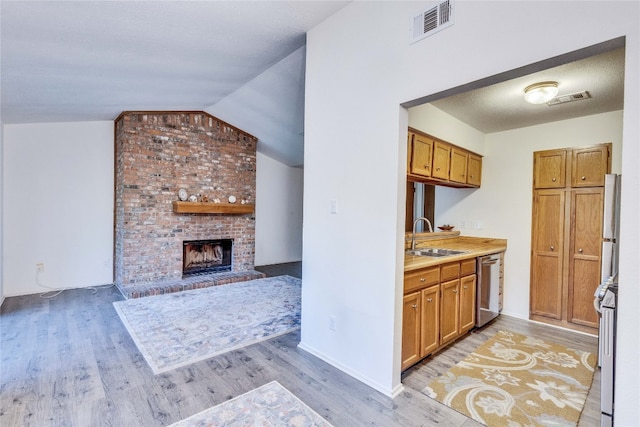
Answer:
[{"xmin": 182, "ymin": 239, "xmax": 233, "ymax": 276}]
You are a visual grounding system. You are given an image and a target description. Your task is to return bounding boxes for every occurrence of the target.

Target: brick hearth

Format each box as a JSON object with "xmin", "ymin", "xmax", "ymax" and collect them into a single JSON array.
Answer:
[{"xmin": 114, "ymin": 111, "xmax": 263, "ymax": 296}]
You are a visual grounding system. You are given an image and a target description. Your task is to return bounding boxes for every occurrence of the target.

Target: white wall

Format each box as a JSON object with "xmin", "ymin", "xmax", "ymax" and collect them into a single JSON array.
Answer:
[
  {"xmin": 409, "ymin": 103, "xmax": 485, "ymax": 155},
  {"xmin": 2, "ymin": 121, "xmax": 114, "ymax": 296},
  {"xmin": 1, "ymin": 121, "xmax": 304, "ymax": 296},
  {"xmin": 255, "ymin": 152, "xmax": 303, "ymax": 265},
  {"xmin": 303, "ymin": 2, "xmax": 639, "ymax": 422}
]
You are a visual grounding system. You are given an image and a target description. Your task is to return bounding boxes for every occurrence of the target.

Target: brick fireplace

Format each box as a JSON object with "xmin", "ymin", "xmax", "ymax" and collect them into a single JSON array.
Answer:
[{"xmin": 114, "ymin": 111, "xmax": 262, "ymax": 297}]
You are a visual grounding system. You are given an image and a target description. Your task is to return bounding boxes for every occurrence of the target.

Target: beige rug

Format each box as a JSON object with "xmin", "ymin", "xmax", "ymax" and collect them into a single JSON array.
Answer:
[
  {"xmin": 424, "ymin": 330, "xmax": 596, "ymax": 427},
  {"xmin": 169, "ymin": 381, "xmax": 333, "ymax": 426},
  {"xmin": 113, "ymin": 276, "xmax": 301, "ymax": 374}
]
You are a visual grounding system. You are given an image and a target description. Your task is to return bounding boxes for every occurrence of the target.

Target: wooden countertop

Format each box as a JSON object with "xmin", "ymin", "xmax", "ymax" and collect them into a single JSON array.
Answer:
[{"xmin": 404, "ymin": 234, "xmax": 507, "ymax": 272}]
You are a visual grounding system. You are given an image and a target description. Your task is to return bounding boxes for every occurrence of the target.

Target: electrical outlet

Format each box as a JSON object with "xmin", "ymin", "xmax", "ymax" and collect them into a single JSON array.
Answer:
[
  {"xmin": 329, "ymin": 199, "xmax": 338, "ymax": 214},
  {"xmin": 36, "ymin": 263, "xmax": 44, "ymax": 273},
  {"xmin": 329, "ymin": 315, "xmax": 336, "ymax": 331}
]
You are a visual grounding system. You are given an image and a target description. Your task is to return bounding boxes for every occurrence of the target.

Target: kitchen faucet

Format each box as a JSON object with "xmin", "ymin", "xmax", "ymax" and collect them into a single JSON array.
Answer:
[{"xmin": 411, "ymin": 217, "xmax": 433, "ymax": 251}]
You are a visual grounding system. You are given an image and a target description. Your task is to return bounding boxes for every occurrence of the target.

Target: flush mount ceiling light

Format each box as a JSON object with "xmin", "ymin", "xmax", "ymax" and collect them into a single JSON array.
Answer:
[{"xmin": 524, "ymin": 81, "xmax": 559, "ymax": 104}]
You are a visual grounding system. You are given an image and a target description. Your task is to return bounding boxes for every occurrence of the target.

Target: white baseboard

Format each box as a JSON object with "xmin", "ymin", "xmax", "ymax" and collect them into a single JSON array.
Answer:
[{"xmin": 297, "ymin": 342, "xmax": 404, "ymax": 398}]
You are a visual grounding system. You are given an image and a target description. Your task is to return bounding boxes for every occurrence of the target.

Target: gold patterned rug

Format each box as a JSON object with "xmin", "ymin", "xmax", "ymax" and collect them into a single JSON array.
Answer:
[{"xmin": 424, "ymin": 330, "xmax": 596, "ymax": 427}]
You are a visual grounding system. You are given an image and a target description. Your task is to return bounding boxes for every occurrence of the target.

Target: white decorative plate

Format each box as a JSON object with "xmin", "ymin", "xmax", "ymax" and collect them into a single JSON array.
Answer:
[
  {"xmin": 178, "ymin": 188, "xmax": 188, "ymax": 201},
  {"xmin": 228, "ymin": 195, "xmax": 237, "ymax": 204}
]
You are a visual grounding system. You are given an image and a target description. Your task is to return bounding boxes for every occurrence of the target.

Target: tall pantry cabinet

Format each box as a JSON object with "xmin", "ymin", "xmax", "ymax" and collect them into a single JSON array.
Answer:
[{"xmin": 530, "ymin": 143, "xmax": 611, "ymax": 333}]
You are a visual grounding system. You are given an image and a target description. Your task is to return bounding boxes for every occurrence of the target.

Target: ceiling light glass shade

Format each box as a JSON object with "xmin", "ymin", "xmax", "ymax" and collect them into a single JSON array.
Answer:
[{"xmin": 524, "ymin": 81, "xmax": 559, "ymax": 104}]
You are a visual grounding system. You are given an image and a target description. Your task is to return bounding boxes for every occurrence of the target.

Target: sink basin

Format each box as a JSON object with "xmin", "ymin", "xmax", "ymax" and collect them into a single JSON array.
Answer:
[{"xmin": 406, "ymin": 248, "xmax": 467, "ymax": 257}]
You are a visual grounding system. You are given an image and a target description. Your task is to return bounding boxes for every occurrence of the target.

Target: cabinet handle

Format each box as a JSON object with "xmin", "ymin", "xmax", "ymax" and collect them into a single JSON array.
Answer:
[
  {"xmin": 463, "ymin": 285, "xmax": 468, "ymax": 289},
  {"xmin": 412, "ymin": 304, "xmax": 417, "ymax": 309},
  {"xmin": 420, "ymin": 278, "xmax": 426, "ymax": 282},
  {"xmin": 436, "ymin": 167, "xmax": 441, "ymax": 171},
  {"xmin": 581, "ymin": 176, "xmax": 586, "ymax": 180},
  {"xmin": 452, "ymin": 289, "xmax": 458, "ymax": 293},
  {"xmin": 552, "ymin": 177, "xmax": 556, "ymax": 182},
  {"xmin": 578, "ymin": 248, "xmax": 583, "ymax": 253},
  {"xmin": 550, "ymin": 245, "xmax": 555, "ymax": 251},
  {"xmin": 427, "ymin": 298, "xmax": 433, "ymax": 303},
  {"xmin": 424, "ymin": 164, "xmax": 430, "ymax": 169}
]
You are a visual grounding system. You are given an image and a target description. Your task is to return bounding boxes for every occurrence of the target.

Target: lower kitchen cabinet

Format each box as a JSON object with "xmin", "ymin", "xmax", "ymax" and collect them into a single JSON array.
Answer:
[
  {"xmin": 459, "ymin": 274, "xmax": 477, "ymax": 333},
  {"xmin": 439, "ymin": 279, "xmax": 460, "ymax": 345},
  {"xmin": 420, "ymin": 285, "xmax": 440, "ymax": 357},
  {"xmin": 401, "ymin": 291, "xmax": 421, "ymax": 370},
  {"xmin": 402, "ymin": 258, "xmax": 477, "ymax": 370}
]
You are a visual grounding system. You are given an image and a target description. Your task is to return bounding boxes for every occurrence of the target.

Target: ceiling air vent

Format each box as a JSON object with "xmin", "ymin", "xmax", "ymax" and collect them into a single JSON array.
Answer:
[
  {"xmin": 547, "ymin": 91, "xmax": 592, "ymax": 106},
  {"xmin": 411, "ymin": 0, "xmax": 455, "ymax": 44}
]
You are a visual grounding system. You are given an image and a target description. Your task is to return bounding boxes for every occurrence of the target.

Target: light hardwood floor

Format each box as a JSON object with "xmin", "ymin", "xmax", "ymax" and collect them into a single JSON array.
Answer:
[{"xmin": 1, "ymin": 274, "xmax": 599, "ymax": 426}]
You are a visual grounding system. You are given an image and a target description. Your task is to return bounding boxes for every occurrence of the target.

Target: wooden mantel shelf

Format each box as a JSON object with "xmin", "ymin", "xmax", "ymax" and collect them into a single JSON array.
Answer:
[{"xmin": 172, "ymin": 201, "xmax": 255, "ymax": 215}]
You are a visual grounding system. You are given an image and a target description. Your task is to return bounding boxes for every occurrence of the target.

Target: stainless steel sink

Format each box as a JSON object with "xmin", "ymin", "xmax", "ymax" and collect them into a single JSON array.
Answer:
[{"xmin": 406, "ymin": 248, "xmax": 467, "ymax": 257}]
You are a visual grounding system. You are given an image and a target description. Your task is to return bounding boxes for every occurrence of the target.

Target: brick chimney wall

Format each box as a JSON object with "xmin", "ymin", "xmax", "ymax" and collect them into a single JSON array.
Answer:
[{"xmin": 114, "ymin": 111, "xmax": 257, "ymax": 287}]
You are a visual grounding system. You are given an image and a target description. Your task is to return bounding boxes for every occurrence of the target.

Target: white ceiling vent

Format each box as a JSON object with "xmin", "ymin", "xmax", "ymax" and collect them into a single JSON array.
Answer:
[
  {"xmin": 547, "ymin": 91, "xmax": 592, "ymax": 106},
  {"xmin": 411, "ymin": 0, "xmax": 454, "ymax": 44}
]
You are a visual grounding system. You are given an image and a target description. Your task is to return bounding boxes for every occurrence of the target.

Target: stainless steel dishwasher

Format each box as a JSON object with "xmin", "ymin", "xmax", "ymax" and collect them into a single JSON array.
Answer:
[{"xmin": 476, "ymin": 253, "xmax": 501, "ymax": 327}]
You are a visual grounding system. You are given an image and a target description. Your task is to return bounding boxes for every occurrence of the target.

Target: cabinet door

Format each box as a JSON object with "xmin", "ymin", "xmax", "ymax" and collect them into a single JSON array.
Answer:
[
  {"xmin": 459, "ymin": 274, "xmax": 476, "ymax": 333},
  {"xmin": 571, "ymin": 145, "xmax": 610, "ymax": 187},
  {"xmin": 450, "ymin": 148, "xmax": 468, "ymax": 184},
  {"xmin": 534, "ymin": 149, "xmax": 566, "ymax": 189},
  {"xmin": 530, "ymin": 190, "xmax": 565, "ymax": 319},
  {"xmin": 467, "ymin": 154, "xmax": 482, "ymax": 187},
  {"xmin": 440, "ymin": 279, "xmax": 460, "ymax": 345},
  {"xmin": 568, "ymin": 189, "xmax": 603, "ymax": 329},
  {"xmin": 420, "ymin": 286, "xmax": 440, "ymax": 357},
  {"xmin": 402, "ymin": 292, "xmax": 421, "ymax": 370},
  {"xmin": 409, "ymin": 133, "xmax": 434, "ymax": 177},
  {"xmin": 432, "ymin": 141, "xmax": 451, "ymax": 180}
]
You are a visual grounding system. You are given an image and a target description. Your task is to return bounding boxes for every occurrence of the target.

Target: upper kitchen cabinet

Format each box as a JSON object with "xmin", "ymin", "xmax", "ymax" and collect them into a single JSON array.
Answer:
[
  {"xmin": 467, "ymin": 153, "xmax": 482, "ymax": 187},
  {"xmin": 533, "ymin": 143, "xmax": 611, "ymax": 189},
  {"xmin": 449, "ymin": 147, "xmax": 468, "ymax": 184},
  {"xmin": 408, "ymin": 132, "xmax": 434, "ymax": 177},
  {"xmin": 534, "ymin": 149, "xmax": 566, "ymax": 189},
  {"xmin": 432, "ymin": 141, "xmax": 451, "ymax": 180},
  {"xmin": 407, "ymin": 128, "xmax": 482, "ymax": 188},
  {"xmin": 571, "ymin": 145, "xmax": 611, "ymax": 187}
]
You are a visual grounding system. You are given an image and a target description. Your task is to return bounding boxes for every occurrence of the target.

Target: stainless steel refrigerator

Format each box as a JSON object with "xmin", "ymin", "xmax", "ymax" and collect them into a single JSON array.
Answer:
[
  {"xmin": 595, "ymin": 173, "xmax": 621, "ymax": 427},
  {"xmin": 600, "ymin": 174, "xmax": 621, "ymax": 283}
]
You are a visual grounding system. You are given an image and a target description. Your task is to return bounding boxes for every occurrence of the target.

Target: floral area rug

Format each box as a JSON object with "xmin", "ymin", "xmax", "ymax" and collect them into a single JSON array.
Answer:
[
  {"xmin": 424, "ymin": 330, "xmax": 596, "ymax": 427},
  {"xmin": 169, "ymin": 381, "xmax": 333, "ymax": 427},
  {"xmin": 113, "ymin": 275, "xmax": 301, "ymax": 374}
]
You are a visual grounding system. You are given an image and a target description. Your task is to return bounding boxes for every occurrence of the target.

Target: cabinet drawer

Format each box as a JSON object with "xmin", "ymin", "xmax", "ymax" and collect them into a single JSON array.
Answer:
[
  {"xmin": 460, "ymin": 258, "xmax": 476, "ymax": 276},
  {"xmin": 404, "ymin": 267, "xmax": 440, "ymax": 293},
  {"xmin": 440, "ymin": 262, "xmax": 460, "ymax": 282}
]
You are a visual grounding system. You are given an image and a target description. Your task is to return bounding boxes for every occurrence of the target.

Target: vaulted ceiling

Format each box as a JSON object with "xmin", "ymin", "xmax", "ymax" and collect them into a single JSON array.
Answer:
[
  {"xmin": 1, "ymin": 1, "xmax": 349, "ymax": 166},
  {"xmin": 1, "ymin": 2, "xmax": 626, "ymax": 168}
]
